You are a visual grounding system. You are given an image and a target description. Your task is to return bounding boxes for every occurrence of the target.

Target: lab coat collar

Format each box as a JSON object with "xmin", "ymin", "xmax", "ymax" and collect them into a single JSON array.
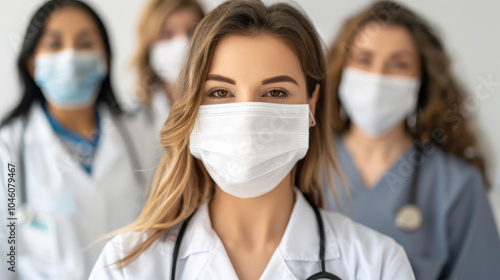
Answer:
[
  {"xmin": 26, "ymin": 101, "xmax": 123, "ymax": 183},
  {"xmin": 26, "ymin": 101, "xmax": 83, "ymax": 178},
  {"xmin": 163, "ymin": 187, "xmax": 341, "ymax": 262},
  {"xmin": 278, "ymin": 188, "xmax": 341, "ymax": 261}
]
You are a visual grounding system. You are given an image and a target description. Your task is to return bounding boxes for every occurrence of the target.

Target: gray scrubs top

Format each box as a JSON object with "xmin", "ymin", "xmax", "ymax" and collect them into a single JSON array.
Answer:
[{"xmin": 324, "ymin": 139, "xmax": 500, "ymax": 280}]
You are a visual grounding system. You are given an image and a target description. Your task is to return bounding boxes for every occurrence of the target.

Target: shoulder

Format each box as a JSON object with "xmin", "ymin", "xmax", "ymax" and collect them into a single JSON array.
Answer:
[
  {"xmin": 0, "ymin": 117, "xmax": 25, "ymax": 170},
  {"xmin": 322, "ymin": 210, "xmax": 415, "ymax": 279},
  {"xmin": 0, "ymin": 117, "xmax": 23, "ymax": 147},
  {"xmin": 423, "ymin": 144, "xmax": 486, "ymax": 200},
  {"xmin": 99, "ymin": 104, "xmax": 162, "ymax": 165},
  {"xmin": 89, "ymin": 228, "xmax": 180, "ymax": 279},
  {"xmin": 426, "ymin": 144, "xmax": 482, "ymax": 180},
  {"xmin": 323, "ymin": 210, "xmax": 405, "ymax": 257},
  {"xmin": 103, "ymin": 105, "xmax": 160, "ymax": 147}
]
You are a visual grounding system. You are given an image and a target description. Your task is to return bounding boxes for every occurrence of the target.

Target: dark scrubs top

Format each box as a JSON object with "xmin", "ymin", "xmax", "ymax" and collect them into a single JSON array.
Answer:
[{"xmin": 324, "ymin": 139, "xmax": 500, "ymax": 280}]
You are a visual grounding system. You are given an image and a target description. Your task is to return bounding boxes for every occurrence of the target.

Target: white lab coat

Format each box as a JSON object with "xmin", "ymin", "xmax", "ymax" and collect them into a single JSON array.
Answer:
[
  {"xmin": 89, "ymin": 188, "xmax": 415, "ymax": 280},
  {"xmin": 0, "ymin": 102, "xmax": 161, "ymax": 280},
  {"xmin": 151, "ymin": 88, "xmax": 171, "ymax": 131}
]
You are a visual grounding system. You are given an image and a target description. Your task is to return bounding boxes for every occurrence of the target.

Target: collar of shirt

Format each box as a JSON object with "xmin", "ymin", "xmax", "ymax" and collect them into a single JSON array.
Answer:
[
  {"xmin": 160, "ymin": 187, "xmax": 341, "ymax": 277},
  {"xmin": 41, "ymin": 102, "xmax": 101, "ymax": 173},
  {"xmin": 41, "ymin": 102, "xmax": 101, "ymax": 148}
]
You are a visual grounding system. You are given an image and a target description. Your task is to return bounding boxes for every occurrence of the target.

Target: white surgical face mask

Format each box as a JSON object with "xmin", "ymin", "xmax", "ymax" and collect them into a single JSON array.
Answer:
[
  {"xmin": 339, "ymin": 67, "xmax": 420, "ymax": 137},
  {"xmin": 190, "ymin": 102, "xmax": 312, "ymax": 198},
  {"xmin": 149, "ymin": 36, "xmax": 190, "ymax": 84}
]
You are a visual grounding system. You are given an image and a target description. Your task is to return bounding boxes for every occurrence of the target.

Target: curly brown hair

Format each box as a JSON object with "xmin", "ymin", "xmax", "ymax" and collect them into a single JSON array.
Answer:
[{"xmin": 327, "ymin": 1, "xmax": 490, "ymax": 189}]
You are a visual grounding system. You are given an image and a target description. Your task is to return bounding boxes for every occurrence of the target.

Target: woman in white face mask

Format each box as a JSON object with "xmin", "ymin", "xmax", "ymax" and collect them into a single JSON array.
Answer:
[
  {"xmin": 325, "ymin": 1, "xmax": 500, "ymax": 279},
  {"xmin": 0, "ymin": 1, "xmax": 158, "ymax": 279},
  {"xmin": 130, "ymin": 0, "xmax": 204, "ymax": 131},
  {"xmin": 89, "ymin": 1, "xmax": 415, "ymax": 279}
]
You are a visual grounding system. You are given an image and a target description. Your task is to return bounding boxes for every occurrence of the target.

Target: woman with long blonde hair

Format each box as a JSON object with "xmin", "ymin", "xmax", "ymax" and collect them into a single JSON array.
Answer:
[
  {"xmin": 324, "ymin": 1, "xmax": 500, "ymax": 279},
  {"xmin": 89, "ymin": 1, "xmax": 414, "ymax": 279},
  {"xmin": 131, "ymin": 0, "xmax": 204, "ymax": 130}
]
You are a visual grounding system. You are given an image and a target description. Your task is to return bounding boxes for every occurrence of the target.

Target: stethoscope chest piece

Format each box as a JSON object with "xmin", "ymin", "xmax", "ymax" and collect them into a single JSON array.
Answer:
[{"xmin": 395, "ymin": 204, "xmax": 423, "ymax": 232}]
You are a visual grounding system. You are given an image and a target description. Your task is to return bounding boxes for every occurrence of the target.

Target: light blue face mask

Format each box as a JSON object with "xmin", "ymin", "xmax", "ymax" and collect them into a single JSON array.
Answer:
[{"xmin": 34, "ymin": 49, "xmax": 108, "ymax": 109}]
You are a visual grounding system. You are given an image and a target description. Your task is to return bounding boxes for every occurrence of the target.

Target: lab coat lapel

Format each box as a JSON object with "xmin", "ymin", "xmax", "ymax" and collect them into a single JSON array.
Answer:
[
  {"xmin": 91, "ymin": 105, "xmax": 126, "ymax": 181},
  {"xmin": 161, "ymin": 201, "xmax": 239, "ymax": 280},
  {"xmin": 279, "ymin": 189, "xmax": 341, "ymax": 261},
  {"xmin": 197, "ymin": 240, "xmax": 240, "ymax": 280},
  {"xmin": 77, "ymin": 105, "xmax": 144, "ymax": 263},
  {"xmin": 25, "ymin": 103, "xmax": 92, "ymax": 212},
  {"xmin": 261, "ymin": 188, "xmax": 341, "ymax": 280}
]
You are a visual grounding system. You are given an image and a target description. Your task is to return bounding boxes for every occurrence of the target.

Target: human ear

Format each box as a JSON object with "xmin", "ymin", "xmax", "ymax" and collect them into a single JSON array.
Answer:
[{"xmin": 308, "ymin": 83, "xmax": 320, "ymax": 127}]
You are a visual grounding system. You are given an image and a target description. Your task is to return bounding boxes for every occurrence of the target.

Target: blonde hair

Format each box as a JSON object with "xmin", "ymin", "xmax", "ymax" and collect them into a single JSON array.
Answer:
[
  {"xmin": 131, "ymin": 0, "xmax": 204, "ymax": 107},
  {"xmin": 327, "ymin": 1, "xmax": 489, "ymax": 188},
  {"xmin": 112, "ymin": 0, "xmax": 343, "ymax": 268}
]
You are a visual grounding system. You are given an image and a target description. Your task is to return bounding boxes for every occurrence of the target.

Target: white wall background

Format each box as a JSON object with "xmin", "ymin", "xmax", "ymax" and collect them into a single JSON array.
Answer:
[{"xmin": 1, "ymin": 0, "xmax": 499, "ymax": 229}]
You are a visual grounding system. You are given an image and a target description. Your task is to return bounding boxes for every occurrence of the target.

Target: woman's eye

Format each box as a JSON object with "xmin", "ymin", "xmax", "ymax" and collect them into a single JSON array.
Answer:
[
  {"xmin": 264, "ymin": 89, "xmax": 288, "ymax": 99},
  {"xmin": 208, "ymin": 89, "xmax": 232, "ymax": 99},
  {"xmin": 356, "ymin": 57, "xmax": 371, "ymax": 66},
  {"xmin": 391, "ymin": 61, "xmax": 409, "ymax": 69},
  {"xmin": 160, "ymin": 30, "xmax": 174, "ymax": 40},
  {"xmin": 77, "ymin": 41, "xmax": 93, "ymax": 49},
  {"xmin": 47, "ymin": 41, "xmax": 61, "ymax": 50}
]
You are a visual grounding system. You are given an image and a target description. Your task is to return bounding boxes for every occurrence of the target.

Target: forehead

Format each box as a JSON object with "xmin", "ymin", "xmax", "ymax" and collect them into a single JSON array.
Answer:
[
  {"xmin": 163, "ymin": 7, "xmax": 201, "ymax": 27},
  {"xmin": 351, "ymin": 23, "xmax": 417, "ymax": 53},
  {"xmin": 43, "ymin": 6, "xmax": 98, "ymax": 34},
  {"xmin": 208, "ymin": 35, "xmax": 305, "ymax": 84}
]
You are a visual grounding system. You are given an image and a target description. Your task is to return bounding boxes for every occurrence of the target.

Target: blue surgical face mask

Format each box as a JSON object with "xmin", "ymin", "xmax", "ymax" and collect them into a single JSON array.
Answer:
[{"xmin": 34, "ymin": 49, "xmax": 108, "ymax": 109}]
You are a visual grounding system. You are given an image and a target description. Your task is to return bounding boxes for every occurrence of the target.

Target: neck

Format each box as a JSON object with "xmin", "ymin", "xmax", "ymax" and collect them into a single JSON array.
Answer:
[
  {"xmin": 46, "ymin": 102, "xmax": 97, "ymax": 139},
  {"xmin": 209, "ymin": 176, "xmax": 295, "ymax": 250},
  {"xmin": 343, "ymin": 123, "xmax": 413, "ymax": 164}
]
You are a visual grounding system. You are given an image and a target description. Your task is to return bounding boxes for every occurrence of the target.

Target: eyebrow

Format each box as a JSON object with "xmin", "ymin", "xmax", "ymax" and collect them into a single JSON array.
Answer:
[
  {"xmin": 391, "ymin": 50, "xmax": 417, "ymax": 58},
  {"xmin": 206, "ymin": 74, "xmax": 299, "ymax": 86},
  {"xmin": 76, "ymin": 28, "xmax": 99, "ymax": 39},
  {"xmin": 206, "ymin": 74, "xmax": 235, "ymax": 84},
  {"xmin": 353, "ymin": 48, "xmax": 416, "ymax": 57},
  {"xmin": 262, "ymin": 75, "xmax": 298, "ymax": 86},
  {"xmin": 43, "ymin": 30, "xmax": 61, "ymax": 38}
]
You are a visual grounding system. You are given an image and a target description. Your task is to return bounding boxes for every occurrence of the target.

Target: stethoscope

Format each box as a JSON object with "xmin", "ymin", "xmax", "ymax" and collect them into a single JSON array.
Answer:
[
  {"xmin": 394, "ymin": 142, "xmax": 425, "ymax": 232},
  {"xmin": 16, "ymin": 109, "xmax": 146, "ymax": 224},
  {"xmin": 170, "ymin": 192, "xmax": 342, "ymax": 280}
]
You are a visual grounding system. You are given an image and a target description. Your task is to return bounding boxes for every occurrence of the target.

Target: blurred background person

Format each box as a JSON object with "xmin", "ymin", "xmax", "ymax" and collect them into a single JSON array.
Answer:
[
  {"xmin": 324, "ymin": 1, "xmax": 500, "ymax": 279},
  {"xmin": 130, "ymin": 0, "xmax": 204, "ymax": 131},
  {"xmin": 0, "ymin": 1, "xmax": 158, "ymax": 279}
]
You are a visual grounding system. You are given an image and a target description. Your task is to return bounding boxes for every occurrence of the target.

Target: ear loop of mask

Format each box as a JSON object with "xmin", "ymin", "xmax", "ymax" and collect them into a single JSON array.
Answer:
[{"xmin": 309, "ymin": 108, "xmax": 316, "ymax": 127}]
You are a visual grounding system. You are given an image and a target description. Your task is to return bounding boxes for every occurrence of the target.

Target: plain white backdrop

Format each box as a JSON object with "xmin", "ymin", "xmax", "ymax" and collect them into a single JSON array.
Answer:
[{"xmin": 1, "ymin": 0, "xmax": 499, "ymax": 230}]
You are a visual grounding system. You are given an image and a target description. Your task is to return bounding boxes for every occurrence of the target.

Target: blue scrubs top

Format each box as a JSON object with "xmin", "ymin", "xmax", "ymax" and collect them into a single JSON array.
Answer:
[{"xmin": 324, "ymin": 138, "xmax": 500, "ymax": 280}]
